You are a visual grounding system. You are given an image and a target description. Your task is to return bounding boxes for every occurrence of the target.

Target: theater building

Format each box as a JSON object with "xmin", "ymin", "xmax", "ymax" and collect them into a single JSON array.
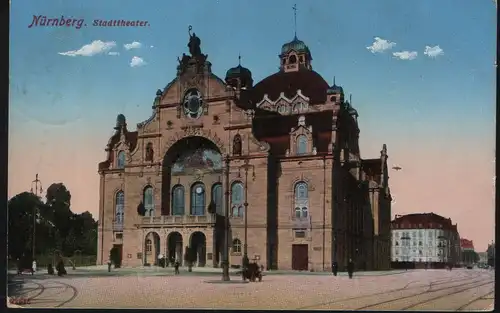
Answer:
[
  {"xmin": 97, "ymin": 28, "xmax": 392, "ymax": 271},
  {"xmin": 390, "ymin": 213, "xmax": 461, "ymax": 268}
]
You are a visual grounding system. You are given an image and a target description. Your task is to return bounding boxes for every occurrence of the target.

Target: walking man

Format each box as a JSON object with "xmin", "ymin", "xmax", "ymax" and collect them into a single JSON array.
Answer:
[
  {"xmin": 107, "ymin": 259, "xmax": 112, "ymax": 272},
  {"xmin": 174, "ymin": 260, "xmax": 180, "ymax": 275},
  {"xmin": 347, "ymin": 259, "xmax": 354, "ymax": 279},
  {"xmin": 332, "ymin": 261, "xmax": 338, "ymax": 276}
]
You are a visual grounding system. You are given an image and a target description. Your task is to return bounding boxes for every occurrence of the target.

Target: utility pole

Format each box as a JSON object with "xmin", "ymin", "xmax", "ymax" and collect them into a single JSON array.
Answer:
[
  {"xmin": 239, "ymin": 159, "xmax": 255, "ymax": 269},
  {"xmin": 30, "ymin": 174, "xmax": 43, "ymax": 261},
  {"xmin": 221, "ymin": 154, "xmax": 231, "ymax": 281}
]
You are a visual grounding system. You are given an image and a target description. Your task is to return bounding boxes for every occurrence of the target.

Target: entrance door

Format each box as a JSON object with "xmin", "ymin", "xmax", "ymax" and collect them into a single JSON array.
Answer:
[{"xmin": 292, "ymin": 244, "xmax": 308, "ymax": 270}]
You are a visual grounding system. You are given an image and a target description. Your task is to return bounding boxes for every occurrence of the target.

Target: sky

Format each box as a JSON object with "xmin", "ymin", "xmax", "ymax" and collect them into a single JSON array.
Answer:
[{"xmin": 9, "ymin": 0, "xmax": 496, "ymax": 251}]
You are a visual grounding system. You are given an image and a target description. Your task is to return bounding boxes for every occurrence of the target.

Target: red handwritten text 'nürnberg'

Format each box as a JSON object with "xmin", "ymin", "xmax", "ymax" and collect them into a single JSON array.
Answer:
[{"xmin": 28, "ymin": 15, "xmax": 150, "ymax": 29}]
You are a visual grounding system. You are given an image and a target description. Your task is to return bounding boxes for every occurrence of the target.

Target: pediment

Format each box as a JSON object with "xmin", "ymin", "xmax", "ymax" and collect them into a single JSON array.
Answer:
[
  {"xmin": 159, "ymin": 78, "xmax": 181, "ymax": 105},
  {"xmin": 206, "ymin": 74, "xmax": 227, "ymax": 99}
]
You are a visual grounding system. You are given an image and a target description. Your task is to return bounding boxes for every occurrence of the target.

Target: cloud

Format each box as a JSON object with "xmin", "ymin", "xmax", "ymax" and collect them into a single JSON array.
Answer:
[
  {"xmin": 130, "ymin": 56, "xmax": 146, "ymax": 67},
  {"xmin": 150, "ymin": 45, "xmax": 154, "ymax": 48},
  {"xmin": 58, "ymin": 40, "xmax": 116, "ymax": 57},
  {"xmin": 124, "ymin": 41, "xmax": 142, "ymax": 50},
  {"xmin": 366, "ymin": 37, "xmax": 396, "ymax": 53},
  {"xmin": 392, "ymin": 51, "xmax": 418, "ymax": 60},
  {"xmin": 424, "ymin": 45, "xmax": 444, "ymax": 58},
  {"xmin": 108, "ymin": 51, "xmax": 120, "ymax": 56}
]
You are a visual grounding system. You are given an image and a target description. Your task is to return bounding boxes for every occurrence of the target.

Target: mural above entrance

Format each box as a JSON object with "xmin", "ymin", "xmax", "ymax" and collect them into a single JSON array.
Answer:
[{"xmin": 171, "ymin": 148, "xmax": 222, "ymax": 175}]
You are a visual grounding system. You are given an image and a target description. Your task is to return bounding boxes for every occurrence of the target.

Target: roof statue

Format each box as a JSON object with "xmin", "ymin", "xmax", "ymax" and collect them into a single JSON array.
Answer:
[{"xmin": 188, "ymin": 25, "xmax": 202, "ymax": 57}]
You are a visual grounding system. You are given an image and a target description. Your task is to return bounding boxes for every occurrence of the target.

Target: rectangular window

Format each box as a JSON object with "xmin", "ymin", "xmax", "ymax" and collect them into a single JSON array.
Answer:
[
  {"xmin": 115, "ymin": 233, "xmax": 123, "ymax": 240},
  {"xmin": 137, "ymin": 253, "xmax": 143, "ymax": 260},
  {"xmin": 295, "ymin": 230, "xmax": 306, "ymax": 238}
]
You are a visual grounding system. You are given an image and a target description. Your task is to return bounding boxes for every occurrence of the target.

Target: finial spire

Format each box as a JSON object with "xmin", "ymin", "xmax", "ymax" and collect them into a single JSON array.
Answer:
[
  {"xmin": 292, "ymin": 4, "xmax": 298, "ymax": 38},
  {"xmin": 333, "ymin": 76, "xmax": 336, "ymax": 86},
  {"xmin": 238, "ymin": 53, "xmax": 241, "ymax": 66},
  {"xmin": 349, "ymin": 94, "xmax": 352, "ymax": 104}
]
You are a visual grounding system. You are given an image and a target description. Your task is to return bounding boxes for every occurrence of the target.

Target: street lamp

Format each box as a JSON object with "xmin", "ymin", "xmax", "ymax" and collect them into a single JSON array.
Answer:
[
  {"xmin": 238, "ymin": 159, "xmax": 255, "ymax": 269},
  {"xmin": 30, "ymin": 174, "xmax": 43, "ymax": 261},
  {"xmin": 221, "ymin": 154, "xmax": 231, "ymax": 281}
]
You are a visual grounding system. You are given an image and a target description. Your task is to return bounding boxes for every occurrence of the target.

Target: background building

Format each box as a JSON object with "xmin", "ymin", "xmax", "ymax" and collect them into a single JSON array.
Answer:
[
  {"xmin": 97, "ymin": 28, "xmax": 392, "ymax": 271},
  {"xmin": 390, "ymin": 213, "xmax": 460, "ymax": 269},
  {"xmin": 460, "ymin": 238, "xmax": 477, "ymax": 266}
]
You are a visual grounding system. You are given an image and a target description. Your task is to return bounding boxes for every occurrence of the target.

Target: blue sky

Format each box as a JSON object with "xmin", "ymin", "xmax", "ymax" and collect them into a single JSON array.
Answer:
[{"xmin": 9, "ymin": 0, "xmax": 496, "ymax": 249}]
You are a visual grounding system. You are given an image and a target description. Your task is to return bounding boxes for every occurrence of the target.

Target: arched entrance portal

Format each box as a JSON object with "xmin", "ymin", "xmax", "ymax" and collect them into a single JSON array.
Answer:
[
  {"xmin": 190, "ymin": 231, "xmax": 207, "ymax": 267},
  {"xmin": 167, "ymin": 232, "xmax": 183, "ymax": 265},
  {"xmin": 162, "ymin": 136, "xmax": 223, "ymax": 216},
  {"xmin": 144, "ymin": 232, "xmax": 160, "ymax": 266}
]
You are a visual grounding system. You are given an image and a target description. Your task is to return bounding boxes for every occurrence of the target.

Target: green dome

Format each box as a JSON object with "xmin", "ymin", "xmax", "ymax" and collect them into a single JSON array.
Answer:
[
  {"xmin": 225, "ymin": 64, "xmax": 252, "ymax": 80},
  {"xmin": 281, "ymin": 36, "xmax": 311, "ymax": 56},
  {"xmin": 327, "ymin": 84, "xmax": 344, "ymax": 95}
]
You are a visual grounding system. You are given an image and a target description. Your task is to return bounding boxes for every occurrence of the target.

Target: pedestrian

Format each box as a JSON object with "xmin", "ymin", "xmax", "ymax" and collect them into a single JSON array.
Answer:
[
  {"xmin": 174, "ymin": 260, "xmax": 180, "ymax": 275},
  {"xmin": 332, "ymin": 261, "xmax": 338, "ymax": 276},
  {"xmin": 47, "ymin": 263, "xmax": 54, "ymax": 275},
  {"xmin": 347, "ymin": 259, "xmax": 354, "ymax": 279},
  {"xmin": 31, "ymin": 259, "xmax": 37, "ymax": 275},
  {"xmin": 107, "ymin": 259, "xmax": 112, "ymax": 272},
  {"xmin": 16, "ymin": 258, "xmax": 21, "ymax": 275}
]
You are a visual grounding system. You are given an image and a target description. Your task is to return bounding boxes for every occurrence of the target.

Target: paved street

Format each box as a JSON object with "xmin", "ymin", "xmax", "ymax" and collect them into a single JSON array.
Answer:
[{"xmin": 7, "ymin": 268, "xmax": 494, "ymax": 310}]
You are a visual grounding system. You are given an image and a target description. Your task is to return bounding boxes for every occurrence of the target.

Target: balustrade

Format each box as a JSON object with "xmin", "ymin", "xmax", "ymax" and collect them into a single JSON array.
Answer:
[{"xmin": 140, "ymin": 214, "xmax": 214, "ymax": 225}]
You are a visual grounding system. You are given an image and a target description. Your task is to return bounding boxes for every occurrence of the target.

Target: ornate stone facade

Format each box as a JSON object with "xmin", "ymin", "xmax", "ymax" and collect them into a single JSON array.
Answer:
[{"xmin": 97, "ymin": 28, "xmax": 392, "ymax": 271}]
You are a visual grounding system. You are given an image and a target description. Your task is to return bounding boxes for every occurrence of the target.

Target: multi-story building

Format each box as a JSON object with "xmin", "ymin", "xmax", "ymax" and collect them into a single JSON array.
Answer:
[
  {"xmin": 390, "ymin": 213, "xmax": 460, "ymax": 268},
  {"xmin": 460, "ymin": 238, "xmax": 475, "ymax": 266},
  {"xmin": 96, "ymin": 27, "xmax": 392, "ymax": 271}
]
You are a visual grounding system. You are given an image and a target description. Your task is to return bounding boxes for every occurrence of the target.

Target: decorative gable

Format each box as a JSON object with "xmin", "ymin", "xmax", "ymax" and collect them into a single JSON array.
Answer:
[
  {"xmin": 288, "ymin": 115, "xmax": 316, "ymax": 156},
  {"xmin": 256, "ymin": 89, "xmax": 310, "ymax": 115}
]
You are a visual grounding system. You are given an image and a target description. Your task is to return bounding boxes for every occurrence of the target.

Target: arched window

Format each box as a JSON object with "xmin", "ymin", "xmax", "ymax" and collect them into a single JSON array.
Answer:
[
  {"xmin": 231, "ymin": 182, "xmax": 244, "ymax": 217},
  {"xmin": 145, "ymin": 239, "xmax": 152, "ymax": 252},
  {"xmin": 289, "ymin": 55, "xmax": 297, "ymax": 64},
  {"xmin": 190, "ymin": 183, "xmax": 205, "ymax": 216},
  {"xmin": 294, "ymin": 182, "xmax": 308, "ymax": 218},
  {"xmin": 143, "ymin": 186, "xmax": 154, "ymax": 217},
  {"xmin": 296, "ymin": 135, "xmax": 307, "ymax": 155},
  {"xmin": 115, "ymin": 191, "xmax": 124, "ymax": 223},
  {"xmin": 211, "ymin": 183, "xmax": 223, "ymax": 215},
  {"xmin": 232, "ymin": 134, "xmax": 242, "ymax": 156},
  {"xmin": 232, "ymin": 239, "xmax": 242, "ymax": 253},
  {"xmin": 171, "ymin": 185, "xmax": 185, "ymax": 216},
  {"xmin": 117, "ymin": 151, "xmax": 126, "ymax": 169}
]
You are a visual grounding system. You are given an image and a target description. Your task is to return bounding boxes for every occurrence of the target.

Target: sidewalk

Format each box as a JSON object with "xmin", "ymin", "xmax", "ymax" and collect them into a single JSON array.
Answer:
[{"xmin": 70, "ymin": 265, "xmax": 408, "ymax": 276}]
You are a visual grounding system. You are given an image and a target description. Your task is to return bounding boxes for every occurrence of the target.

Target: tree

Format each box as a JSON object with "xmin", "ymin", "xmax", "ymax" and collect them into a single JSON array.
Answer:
[
  {"xmin": 137, "ymin": 202, "xmax": 146, "ymax": 216},
  {"xmin": 8, "ymin": 192, "xmax": 53, "ymax": 260},
  {"xmin": 8, "ymin": 183, "xmax": 99, "ymax": 261},
  {"xmin": 110, "ymin": 246, "xmax": 122, "ymax": 268}
]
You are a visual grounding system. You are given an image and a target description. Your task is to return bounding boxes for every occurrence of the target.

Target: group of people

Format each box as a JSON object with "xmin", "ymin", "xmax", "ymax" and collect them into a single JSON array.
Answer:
[
  {"xmin": 16, "ymin": 258, "xmax": 67, "ymax": 276},
  {"xmin": 331, "ymin": 259, "xmax": 356, "ymax": 278}
]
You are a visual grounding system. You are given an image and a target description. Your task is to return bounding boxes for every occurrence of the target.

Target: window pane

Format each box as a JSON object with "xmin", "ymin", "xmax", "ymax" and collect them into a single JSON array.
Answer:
[
  {"xmin": 191, "ymin": 183, "xmax": 205, "ymax": 216},
  {"xmin": 172, "ymin": 185, "xmax": 185, "ymax": 215},
  {"xmin": 231, "ymin": 183, "xmax": 244, "ymax": 203},
  {"xmin": 296, "ymin": 135, "xmax": 307, "ymax": 155},
  {"xmin": 117, "ymin": 151, "xmax": 126, "ymax": 168},
  {"xmin": 212, "ymin": 184, "xmax": 223, "ymax": 215}
]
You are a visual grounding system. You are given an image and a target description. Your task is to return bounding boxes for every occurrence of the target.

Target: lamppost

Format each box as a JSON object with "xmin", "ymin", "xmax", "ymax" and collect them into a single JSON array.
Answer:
[
  {"xmin": 238, "ymin": 159, "xmax": 255, "ymax": 269},
  {"xmin": 30, "ymin": 174, "xmax": 43, "ymax": 261},
  {"xmin": 221, "ymin": 154, "xmax": 231, "ymax": 281}
]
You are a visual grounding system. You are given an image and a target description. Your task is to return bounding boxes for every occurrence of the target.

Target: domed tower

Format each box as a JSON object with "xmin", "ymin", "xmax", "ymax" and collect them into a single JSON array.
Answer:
[
  {"xmin": 225, "ymin": 55, "xmax": 253, "ymax": 89},
  {"xmin": 280, "ymin": 36, "xmax": 313, "ymax": 73},
  {"xmin": 327, "ymin": 77, "xmax": 345, "ymax": 104}
]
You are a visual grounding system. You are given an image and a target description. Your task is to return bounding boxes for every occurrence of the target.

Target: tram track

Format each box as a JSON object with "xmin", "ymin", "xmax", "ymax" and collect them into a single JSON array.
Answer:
[
  {"xmin": 8, "ymin": 278, "xmax": 79, "ymax": 308},
  {"xmin": 455, "ymin": 290, "xmax": 495, "ymax": 311},
  {"xmin": 299, "ymin": 270, "xmax": 491, "ymax": 310},
  {"xmin": 353, "ymin": 272, "xmax": 493, "ymax": 311}
]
